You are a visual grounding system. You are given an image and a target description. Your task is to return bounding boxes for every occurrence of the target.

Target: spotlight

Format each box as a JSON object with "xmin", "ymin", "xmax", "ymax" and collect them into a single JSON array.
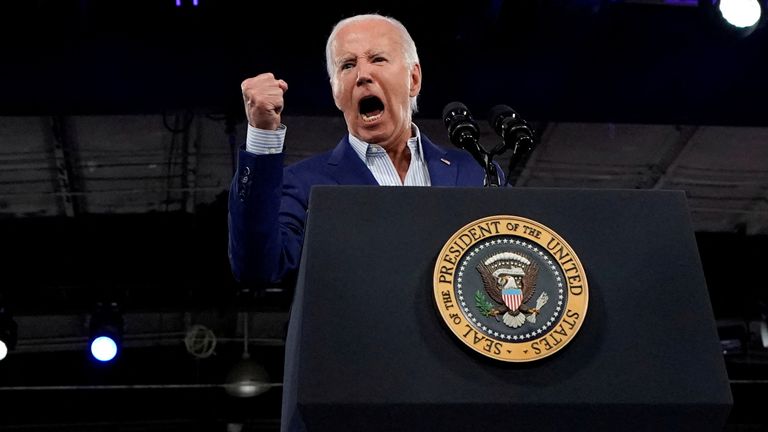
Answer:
[
  {"xmin": 0, "ymin": 306, "xmax": 18, "ymax": 362},
  {"xmin": 719, "ymin": 0, "xmax": 762, "ymax": 28},
  {"xmin": 225, "ymin": 354, "xmax": 270, "ymax": 398},
  {"xmin": 225, "ymin": 311, "xmax": 270, "ymax": 398},
  {"xmin": 88, "ymin": 302, "xmax": 123, "ymax": 363}
]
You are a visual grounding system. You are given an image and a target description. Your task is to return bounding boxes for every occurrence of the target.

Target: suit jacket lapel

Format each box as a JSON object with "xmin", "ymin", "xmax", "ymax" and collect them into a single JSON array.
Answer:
[
  {"xmin": 422, "ymin": 133, "xmax": 458, "ymax": 186},
  {"xmin": 326, "ymin": 136, "xmax": 378, "ymax": 185},
  {"xmin": 325, "ymin": 133, "xmax": 458, "ymax": 186}
]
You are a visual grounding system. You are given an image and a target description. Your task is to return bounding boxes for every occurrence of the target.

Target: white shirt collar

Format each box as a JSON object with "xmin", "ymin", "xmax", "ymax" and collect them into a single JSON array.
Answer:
[{"xmin": 348, "ymin": 124, "xmax": 424, "ymax": 164}]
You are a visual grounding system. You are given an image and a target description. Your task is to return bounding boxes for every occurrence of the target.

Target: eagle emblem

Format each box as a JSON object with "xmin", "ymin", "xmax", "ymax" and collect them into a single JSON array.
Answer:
[{"xmin": 476, "ymin": 252, "xmax": 548, "ymax": 328}]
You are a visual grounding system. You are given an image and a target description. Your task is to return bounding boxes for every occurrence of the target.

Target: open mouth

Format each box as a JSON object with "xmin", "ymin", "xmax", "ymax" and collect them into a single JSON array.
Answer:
[{"xmin": 359, "ymin": 96, "xmax": 385, "ymax": 122}]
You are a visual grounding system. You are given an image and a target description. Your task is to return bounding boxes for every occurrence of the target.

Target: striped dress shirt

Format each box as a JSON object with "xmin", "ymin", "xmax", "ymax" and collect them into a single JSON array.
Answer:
[{"xmin": 245, "ymin": 124, "xmax": 432, "ymax": 186}]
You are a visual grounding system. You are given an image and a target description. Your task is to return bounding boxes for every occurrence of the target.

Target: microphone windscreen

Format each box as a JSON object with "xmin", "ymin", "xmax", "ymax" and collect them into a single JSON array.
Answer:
[
  {"xmin": 488, "ymin": 104, "xmax": 516, "ymax": 136},
  {"xmin": 442, "ymin": 101, "xmax": 469, "ymax": 123}
]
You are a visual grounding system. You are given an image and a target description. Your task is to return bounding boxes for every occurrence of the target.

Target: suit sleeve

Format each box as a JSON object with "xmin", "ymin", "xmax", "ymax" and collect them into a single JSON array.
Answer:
[{"xmin": 228, "ymin": 148, "xmax": 308, "ymax": 286}]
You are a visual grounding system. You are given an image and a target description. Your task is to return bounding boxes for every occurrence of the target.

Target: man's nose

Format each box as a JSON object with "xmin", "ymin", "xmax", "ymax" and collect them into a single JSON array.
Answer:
[{"xmin": 356, "ymin": 63, "xmax": 373, "ymax": 86}]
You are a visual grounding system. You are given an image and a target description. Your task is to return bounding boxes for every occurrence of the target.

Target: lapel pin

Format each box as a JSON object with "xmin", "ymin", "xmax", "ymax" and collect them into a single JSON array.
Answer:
[{"xmin": 440, "ymin": 158, "xmax": 451, "ymax": 165}]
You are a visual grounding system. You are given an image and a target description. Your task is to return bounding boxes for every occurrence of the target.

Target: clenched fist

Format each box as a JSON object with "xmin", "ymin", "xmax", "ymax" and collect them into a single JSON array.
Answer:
[{"xmin": 241, "ymin": 73, "xmax": 288, "ymax": 130}]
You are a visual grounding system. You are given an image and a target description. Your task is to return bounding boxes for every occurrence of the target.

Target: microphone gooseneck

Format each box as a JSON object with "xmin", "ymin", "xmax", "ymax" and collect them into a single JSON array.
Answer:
[{"xmin": 442, "ymin": 102, "xmax": 500, "ymax": 187}]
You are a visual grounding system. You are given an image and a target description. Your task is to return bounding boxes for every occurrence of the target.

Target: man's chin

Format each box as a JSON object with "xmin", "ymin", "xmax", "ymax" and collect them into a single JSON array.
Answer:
[{"xmin": 354, "ymin": 125, "xmax": 388, "ymax": 143}]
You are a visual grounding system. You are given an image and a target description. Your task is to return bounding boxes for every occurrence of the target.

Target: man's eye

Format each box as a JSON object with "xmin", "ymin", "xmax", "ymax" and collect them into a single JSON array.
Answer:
[
  {"xmin": 373, "ymin": 57, "xmax": 386, "ymax": 63},
  {"xmin": 341, "ymin": 63, "xmax": 354, "ymax": 70}
]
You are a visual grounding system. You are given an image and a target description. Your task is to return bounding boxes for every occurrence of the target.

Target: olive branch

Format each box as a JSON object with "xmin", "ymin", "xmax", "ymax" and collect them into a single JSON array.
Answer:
[{"xmin": 475, "ymin": 290, "xmax": 495, "ymax": 317}]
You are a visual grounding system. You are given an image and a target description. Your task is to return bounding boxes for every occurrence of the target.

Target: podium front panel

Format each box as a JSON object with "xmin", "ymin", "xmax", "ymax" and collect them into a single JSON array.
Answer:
[{"xmin": 282, "ymin": 186, "xmax": 731, "ymax": 432}]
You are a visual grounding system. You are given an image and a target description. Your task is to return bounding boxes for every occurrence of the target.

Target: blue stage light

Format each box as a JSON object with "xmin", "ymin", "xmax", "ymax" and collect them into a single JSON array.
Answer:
[
  {"xmin": 0, "ymin": 306, "xmax": 17, "ymax": 362},
  {"xmin": 90, "ymin": 335, "xmax": 119, "ymax": 362},
  {"xmin": 88, "ymin": 302, "xmax": 123, "ymax": 363},
  {"xmin": 0, "ymin": 341, "xmax": 8, "ymax": 361}
]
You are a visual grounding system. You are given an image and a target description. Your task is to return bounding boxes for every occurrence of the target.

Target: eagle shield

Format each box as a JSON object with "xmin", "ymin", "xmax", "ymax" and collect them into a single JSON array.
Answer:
[{"xmin": 502, "ymin": 287, "xmax": 523, "ymax": 311}]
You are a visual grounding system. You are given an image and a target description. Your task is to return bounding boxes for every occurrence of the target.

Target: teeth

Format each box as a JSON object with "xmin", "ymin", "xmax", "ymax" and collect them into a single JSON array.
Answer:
[{"xmin": 362, "ymin": 112, "xmax": 383, "ymax": 122}]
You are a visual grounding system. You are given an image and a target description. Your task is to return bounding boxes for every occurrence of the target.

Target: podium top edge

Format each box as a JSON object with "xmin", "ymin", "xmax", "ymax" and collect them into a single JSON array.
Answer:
[{"xmin": 309, "ymin": 185, "xmax": 687, "ymax": 196}]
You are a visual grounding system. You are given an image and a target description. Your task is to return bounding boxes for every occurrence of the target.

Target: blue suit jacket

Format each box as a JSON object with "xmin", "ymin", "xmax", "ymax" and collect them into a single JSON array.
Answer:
[{"xmin": 228, "ymin": 132, "xmax": 494, "ymax": 285}]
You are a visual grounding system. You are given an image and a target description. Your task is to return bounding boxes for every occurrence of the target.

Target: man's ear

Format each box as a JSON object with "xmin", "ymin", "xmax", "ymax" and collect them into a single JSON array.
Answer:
[{"xmin": 409, "ymin": 63, "xmax": 422, "ymax": 97}]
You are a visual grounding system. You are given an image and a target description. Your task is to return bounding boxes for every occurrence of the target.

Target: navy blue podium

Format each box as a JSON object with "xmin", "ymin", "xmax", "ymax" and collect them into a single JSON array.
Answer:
[{"xmin": 281, "ymin": 186, "xmax": 732, "ymax": 431}]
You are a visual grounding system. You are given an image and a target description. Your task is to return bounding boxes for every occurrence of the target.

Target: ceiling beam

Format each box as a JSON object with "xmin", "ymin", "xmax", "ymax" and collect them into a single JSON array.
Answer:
[
  {"xmin": 48, "ymin": 116, "xmax": 81, "ymax": 217},
  {"xmin": 648, "ymin": 125, "xmax": 698, "ymax": 189}
]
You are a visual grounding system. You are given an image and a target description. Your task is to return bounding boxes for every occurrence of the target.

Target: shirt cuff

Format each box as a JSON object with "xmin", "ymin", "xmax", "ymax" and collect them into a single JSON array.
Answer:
[{"xmin": 245, "ymin": 124, "xmax": 287, "ymax": 154}]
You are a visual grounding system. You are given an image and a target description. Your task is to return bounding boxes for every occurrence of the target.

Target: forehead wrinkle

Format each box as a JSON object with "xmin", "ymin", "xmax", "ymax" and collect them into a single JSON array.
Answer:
[{"xmin": 336, "ymin": 48, "xmax": 387, "ymax": 64}]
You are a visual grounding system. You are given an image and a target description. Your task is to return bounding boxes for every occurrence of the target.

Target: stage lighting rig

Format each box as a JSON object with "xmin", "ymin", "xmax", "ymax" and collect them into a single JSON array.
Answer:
[{"xmin": 88, "ymin": 302, "xmax": 123, "ymax": 363}]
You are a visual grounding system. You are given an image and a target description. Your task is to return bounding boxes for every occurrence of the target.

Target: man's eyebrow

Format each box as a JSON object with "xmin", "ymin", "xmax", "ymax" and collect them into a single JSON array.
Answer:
[{"xmin": 335, "ymin": 54, "xmax": 356, "ymax": 65}]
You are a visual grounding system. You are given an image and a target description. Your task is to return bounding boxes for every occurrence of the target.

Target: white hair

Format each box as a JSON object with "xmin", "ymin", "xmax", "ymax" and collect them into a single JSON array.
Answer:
[{"xmin": 325, "ymin": 14, "xmax": 420, "ymax": 113}]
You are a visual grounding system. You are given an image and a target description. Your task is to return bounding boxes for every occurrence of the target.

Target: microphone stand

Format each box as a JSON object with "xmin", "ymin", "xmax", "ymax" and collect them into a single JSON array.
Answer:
[
  {"xmin": 482, "ymin": 152, "xmax": 501, "ymax": 188},
  {"xmin": 453, "ymin": 128, "xmax": 501, "ymax": 188},
  {"xmin": 503, "ymin": 135, "xmax": 535, "ymax": 186},
  {"xmin": 462, "ymin": 130, "xmax": 534, "ymax": 188}
]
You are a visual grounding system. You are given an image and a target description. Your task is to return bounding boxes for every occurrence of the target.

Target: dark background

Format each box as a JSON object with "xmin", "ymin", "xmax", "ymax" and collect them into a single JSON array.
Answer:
[{"xmin": 1, "ymin": 0, "xmax": 768, "ymax": 125}]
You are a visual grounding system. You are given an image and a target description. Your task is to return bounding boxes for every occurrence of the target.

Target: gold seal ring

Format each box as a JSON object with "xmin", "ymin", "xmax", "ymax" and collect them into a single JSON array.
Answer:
[{"xmin": 433, "ymin": 215, "xmax": 588, "ymax": 362}]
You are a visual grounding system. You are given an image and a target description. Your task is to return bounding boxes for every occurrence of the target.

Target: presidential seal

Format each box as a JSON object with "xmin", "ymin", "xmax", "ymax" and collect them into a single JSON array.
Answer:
[{"xmin": 433, "ymin": 216, "xmax": 588, "ymax": 362}]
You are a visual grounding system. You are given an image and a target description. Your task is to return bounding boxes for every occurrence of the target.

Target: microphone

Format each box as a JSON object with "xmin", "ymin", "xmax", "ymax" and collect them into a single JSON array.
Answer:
[
  {"xmin": 442, "ymin": 101, "xmax": 483, "ymax": 161},
  {"xmin": 488, "ymin": 104, "xmax": 535, "ymax": 156},
  {"xmin": 488, "ymin": 104, "xmax": 536, "ymax": 185},
  {"xmin": 442, "ymin": 101, "xmax": 500, "ymax": 187}
]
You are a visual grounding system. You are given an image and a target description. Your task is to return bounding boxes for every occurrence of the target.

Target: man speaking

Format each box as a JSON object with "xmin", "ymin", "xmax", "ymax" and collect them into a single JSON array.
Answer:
[{"xmin": 228, "ymin": 14, "xmax": 493, "ymax": 286}]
